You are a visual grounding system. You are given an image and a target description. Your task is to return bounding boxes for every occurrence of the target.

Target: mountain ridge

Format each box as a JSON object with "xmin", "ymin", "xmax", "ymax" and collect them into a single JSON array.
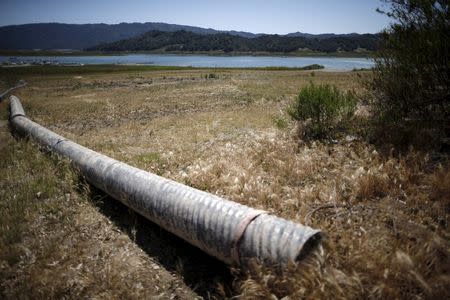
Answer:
[
  {"xmin": 87, "ymin": 30, "xmax": 379, "ymax": 53},
  {"xmin": 0, "ymin": 22, "xmax": 378, "ymax": 50}
]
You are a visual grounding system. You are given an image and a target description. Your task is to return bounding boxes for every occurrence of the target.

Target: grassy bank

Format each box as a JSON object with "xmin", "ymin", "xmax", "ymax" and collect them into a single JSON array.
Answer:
[
  {"xmin": 1, "ymin": 68, "xmax": 448, "ymax": 299},
  {"xmin": 0, "ymin": 92, "xmax": 201, "ymax": 299},
  {"xmin": 0, "ymin": 64, "xmax": 325, "ymax": 76}
]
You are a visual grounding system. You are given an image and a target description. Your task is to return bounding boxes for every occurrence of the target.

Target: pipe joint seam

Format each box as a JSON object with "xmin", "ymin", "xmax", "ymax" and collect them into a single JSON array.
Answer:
[
  {"xmin": 10, "ymin": 113, "xmax": 26, "ymax": 120},
  {"xmin": 55, "ymin": 138, "xmax": 68, "ymax": 145},
  {"xmin": 231, "ymin": 209, "xmax": 267, "ymax": 265}
]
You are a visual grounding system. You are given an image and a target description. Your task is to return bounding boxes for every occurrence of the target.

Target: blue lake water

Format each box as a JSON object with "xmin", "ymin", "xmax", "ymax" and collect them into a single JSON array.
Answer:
[{"xmin": 0, "ymin": 54, "xmax": 374, "ymax": 71}]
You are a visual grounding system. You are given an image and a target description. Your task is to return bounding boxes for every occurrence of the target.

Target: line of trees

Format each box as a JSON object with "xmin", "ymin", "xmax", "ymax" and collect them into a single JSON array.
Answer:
[{"xmin": 87, "ymin": 30, "xmax": 380, "ymax": 53}]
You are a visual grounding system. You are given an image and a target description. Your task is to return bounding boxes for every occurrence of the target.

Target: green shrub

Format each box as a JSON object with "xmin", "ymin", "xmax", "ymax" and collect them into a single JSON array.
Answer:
[
  {"xmin": 368, "ymin": 0, "xmax": 449, "ymax": 150},
  {"xmin": 288, "ymin": 83, "xmax": 356, "ymax": 139}
]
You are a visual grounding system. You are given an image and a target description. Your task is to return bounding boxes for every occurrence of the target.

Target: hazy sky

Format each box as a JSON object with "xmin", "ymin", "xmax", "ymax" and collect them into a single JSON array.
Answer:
[{"xmin": 0, "ymin": 0, "xmax": 391, "ymax": 34}]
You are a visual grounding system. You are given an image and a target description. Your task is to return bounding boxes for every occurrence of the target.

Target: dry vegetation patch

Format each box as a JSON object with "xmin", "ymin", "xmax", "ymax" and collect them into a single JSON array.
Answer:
[
  {"xmin": 175, "ymin": 127, "xmax": 449, "ymax": 299},
  {"xmin": 1, "ymin": 69, "xmax": 449, "ymax": 299},
  {"xmin": 0, "ymin": 99, "xmax": 200, "ymax": 299}
]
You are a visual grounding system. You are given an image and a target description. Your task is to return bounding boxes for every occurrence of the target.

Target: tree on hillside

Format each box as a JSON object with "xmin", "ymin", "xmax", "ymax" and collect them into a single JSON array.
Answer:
[{"xmin": 369, "ymin": 0, "xmax": 449, "ymax": 148}]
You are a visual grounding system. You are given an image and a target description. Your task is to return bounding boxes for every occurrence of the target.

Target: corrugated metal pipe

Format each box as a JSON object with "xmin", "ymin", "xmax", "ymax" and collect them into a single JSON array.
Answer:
[{"xmin": 9, "ymin": 95, "xmax": 321, "ymax": 266}]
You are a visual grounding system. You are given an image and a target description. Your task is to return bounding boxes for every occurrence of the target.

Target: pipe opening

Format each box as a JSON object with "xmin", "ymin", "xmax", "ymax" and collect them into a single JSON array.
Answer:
[{"xmin": 295, "ymin": 232, "xmax": 322, "ymax": 262}]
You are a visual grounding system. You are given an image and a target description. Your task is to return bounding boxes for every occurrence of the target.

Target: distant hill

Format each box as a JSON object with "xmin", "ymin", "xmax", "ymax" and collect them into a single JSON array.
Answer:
[
  {"xmin": 0, "ymin": 22, "xmax": 261, "ymax": 50},
  {"xmin": 0, "ymin": 22, "xmax": 378, "ymax": 51},
  {"xmin": 87, "ymin": 30, "xmax": 379, "ymax": 53},
  {"xmin": 285, "ymin": 32, "xmax": 361, "ymax": 40}
]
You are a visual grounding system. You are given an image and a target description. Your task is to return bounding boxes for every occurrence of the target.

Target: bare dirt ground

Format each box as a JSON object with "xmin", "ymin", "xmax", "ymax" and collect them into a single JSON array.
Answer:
[{"xmin": 1, "ymin": 69, "xmax": 449, "ymax": 299}]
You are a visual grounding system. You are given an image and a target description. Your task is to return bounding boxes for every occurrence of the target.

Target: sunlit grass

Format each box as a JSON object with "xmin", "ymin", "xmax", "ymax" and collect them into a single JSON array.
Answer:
[{"xmin": 1, "ymin": 68, "xmax": 448, "ymax": 299}]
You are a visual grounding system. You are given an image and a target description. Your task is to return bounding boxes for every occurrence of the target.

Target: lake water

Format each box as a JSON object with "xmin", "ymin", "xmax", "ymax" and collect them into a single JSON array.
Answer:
[{"xmin": 0, "ymin": 54, "xmax": 374, "ymax": 71}]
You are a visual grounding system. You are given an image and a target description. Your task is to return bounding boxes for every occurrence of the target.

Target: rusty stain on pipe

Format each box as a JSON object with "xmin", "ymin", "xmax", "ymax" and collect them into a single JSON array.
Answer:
[{"xmin": 9, "ymin": 95, "xmax": 322, "ymax": 266}]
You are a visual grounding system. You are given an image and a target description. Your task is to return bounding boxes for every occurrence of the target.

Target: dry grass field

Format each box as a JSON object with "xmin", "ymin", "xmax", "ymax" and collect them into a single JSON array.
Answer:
[{"xmin": 1, "ymin": 67, "xmax": 449, "ymax": 299}]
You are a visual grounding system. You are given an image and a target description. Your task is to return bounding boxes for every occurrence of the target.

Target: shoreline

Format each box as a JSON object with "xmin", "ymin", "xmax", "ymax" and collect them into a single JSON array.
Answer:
[
  {"xmin": 0, "ymin": 64, "xmax": 337, "ymax": 74},
  {"xmin": 0, "ymin": 64, "xmax": 371, "ymax": 75},
  {"xmin": 0, "ymin": 50, "xmax": 374, "ymax": 58}
]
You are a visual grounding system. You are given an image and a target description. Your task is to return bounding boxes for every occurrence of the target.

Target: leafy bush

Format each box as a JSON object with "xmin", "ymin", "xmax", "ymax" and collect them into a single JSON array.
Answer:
[
  {"xmin": 288, "ymin": 83, "xmax": 356, "ymax": 139},
  {"xmin": 368, "ymin": 0, "xmax": 449, "ymax": 149}
]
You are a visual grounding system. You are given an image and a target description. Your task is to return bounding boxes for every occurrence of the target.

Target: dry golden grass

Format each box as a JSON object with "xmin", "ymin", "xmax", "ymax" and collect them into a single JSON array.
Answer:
[
  {"xmin": 0, "ymin": 98, "xmax": 200, "ymax": 299},
  {"xmin": 1, "ymin": 68, "xmax": 449, "ymax": 299}
]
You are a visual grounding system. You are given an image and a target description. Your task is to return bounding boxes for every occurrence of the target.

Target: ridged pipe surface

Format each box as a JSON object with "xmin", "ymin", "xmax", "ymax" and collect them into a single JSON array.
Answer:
[{"xmin": 9, "ymin": 95, "xmax": 321, "ymax": 266}]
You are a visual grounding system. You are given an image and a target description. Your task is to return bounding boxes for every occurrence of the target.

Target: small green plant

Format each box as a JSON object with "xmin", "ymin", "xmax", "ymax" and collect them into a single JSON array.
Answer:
[
  {"xmin": 288, "ymin": 82, "xmax": 356, "ymax": 139},
  {"xmin": 136, "ymin": 152, "xmax": 161, "ymax": 164},
  {"xmin": 273, "ymin": 115, "xmax": 288, "ymax": 129}
]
